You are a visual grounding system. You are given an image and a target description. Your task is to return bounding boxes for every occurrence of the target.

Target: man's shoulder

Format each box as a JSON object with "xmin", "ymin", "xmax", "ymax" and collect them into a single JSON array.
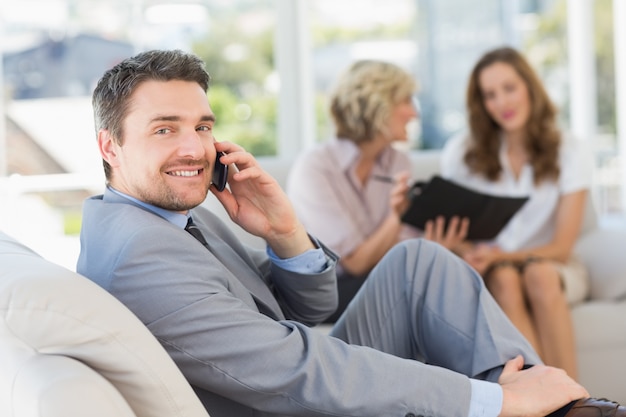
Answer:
[
  {"xmin": 85, "ymin": 190, "xmax": 158, "ymax": 217},
  {"xmin": 81, "ymin": 194, "xmax": 179, "ymax": 246},
  {"xmin": 78, "ymin": 196, "xmax": 187, "ymax": 286}
]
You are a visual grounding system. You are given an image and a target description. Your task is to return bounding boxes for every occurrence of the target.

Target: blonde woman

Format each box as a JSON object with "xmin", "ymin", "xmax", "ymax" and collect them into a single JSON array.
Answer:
[
  {"xmin": 441, "ymin": 46, "xmax": 592, "ymax": 379},
  {"xmin": 288, "ymin": 60, "xmax": 467, "ymax": 322}
]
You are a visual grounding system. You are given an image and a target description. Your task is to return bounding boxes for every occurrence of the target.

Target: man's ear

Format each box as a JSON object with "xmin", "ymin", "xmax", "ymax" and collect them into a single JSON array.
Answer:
[{"xmin": 97, "ymin": 129, "xmax": 120, "ymax": 167}]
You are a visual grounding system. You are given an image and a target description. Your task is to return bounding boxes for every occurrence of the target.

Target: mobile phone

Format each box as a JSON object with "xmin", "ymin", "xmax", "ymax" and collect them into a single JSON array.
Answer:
[{"xmin": 212, "ymin": 151, "xmax": 228, "ymax": 192}]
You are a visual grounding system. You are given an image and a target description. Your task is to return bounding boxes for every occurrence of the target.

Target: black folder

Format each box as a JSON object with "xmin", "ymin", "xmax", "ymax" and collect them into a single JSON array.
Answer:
[{"xmin": 401, "ymin": 175, "xmax": 529, "ymax": 241}]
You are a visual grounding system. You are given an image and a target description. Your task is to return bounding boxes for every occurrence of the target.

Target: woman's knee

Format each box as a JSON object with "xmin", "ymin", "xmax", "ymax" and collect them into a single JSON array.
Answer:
[
  {"xmin": 486, "ymin": 264, "xmax": 521, "ymax": 291},
  {"xmin": 522, "ymin": 261, "xmax": 563, "ymax": 303},
  {"xmin": 485, "ymin": 265, "xmax": 524, "ymax": 304}
]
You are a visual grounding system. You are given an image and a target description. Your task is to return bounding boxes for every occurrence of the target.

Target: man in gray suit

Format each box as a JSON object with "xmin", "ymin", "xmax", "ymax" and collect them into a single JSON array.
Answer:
[{"xmin": 78, "ymin": 49, "xmax": 619, "ymax": 417}]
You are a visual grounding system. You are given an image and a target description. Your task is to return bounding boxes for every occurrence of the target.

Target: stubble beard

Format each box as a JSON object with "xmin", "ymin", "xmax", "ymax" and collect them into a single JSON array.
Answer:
[{"xmin": 139, "ymin": 180, "xmax": 209, "ymax": 212}]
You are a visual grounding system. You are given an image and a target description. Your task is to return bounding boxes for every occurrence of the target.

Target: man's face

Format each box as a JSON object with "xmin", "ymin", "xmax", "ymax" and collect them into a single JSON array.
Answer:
[{"xmin": 101, "ymin": 79, "xmax": 217, "ymax": 213}]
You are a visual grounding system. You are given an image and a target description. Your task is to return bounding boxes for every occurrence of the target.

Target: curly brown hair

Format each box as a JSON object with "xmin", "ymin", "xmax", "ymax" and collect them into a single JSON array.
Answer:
[{"xmin": 464, "ymin": 46, "xmax": 560, "ymax": 184}]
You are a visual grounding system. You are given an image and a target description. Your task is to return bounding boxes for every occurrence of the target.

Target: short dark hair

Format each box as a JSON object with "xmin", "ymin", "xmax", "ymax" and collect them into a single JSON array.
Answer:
[{"xmin": 92, "ymin": 49, "xmax": 211, "ymax": 179}]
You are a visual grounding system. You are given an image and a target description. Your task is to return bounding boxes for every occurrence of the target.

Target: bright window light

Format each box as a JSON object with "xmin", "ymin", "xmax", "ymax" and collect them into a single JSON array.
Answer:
[{"xmin": 144, "ymin": 4, "xmax": 209, "ymax": 25}]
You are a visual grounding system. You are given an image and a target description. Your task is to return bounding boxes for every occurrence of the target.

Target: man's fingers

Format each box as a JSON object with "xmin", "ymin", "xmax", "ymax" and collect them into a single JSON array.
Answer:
[{"xmin": 501, "ymin": 355, "xmax": 525, "ymax": 379}]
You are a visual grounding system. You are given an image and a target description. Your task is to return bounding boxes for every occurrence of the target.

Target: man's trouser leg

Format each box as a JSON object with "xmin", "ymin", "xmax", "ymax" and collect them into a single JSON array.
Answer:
[{"xmin": 330, "ymin": 239, "xmax": 542, "ymax": 381}]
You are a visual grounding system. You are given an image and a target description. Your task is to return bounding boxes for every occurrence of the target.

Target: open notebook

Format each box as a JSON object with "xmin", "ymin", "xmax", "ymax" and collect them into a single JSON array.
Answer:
[{"xmin": 401, "ymin": 175, "xmax": 529, "ymax": 241}]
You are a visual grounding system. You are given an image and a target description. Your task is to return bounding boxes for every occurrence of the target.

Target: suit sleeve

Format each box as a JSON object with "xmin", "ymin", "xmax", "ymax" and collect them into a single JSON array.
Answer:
[{"xmin": 195, "ymin": 209, "xmax": 339, "ymax": 324}]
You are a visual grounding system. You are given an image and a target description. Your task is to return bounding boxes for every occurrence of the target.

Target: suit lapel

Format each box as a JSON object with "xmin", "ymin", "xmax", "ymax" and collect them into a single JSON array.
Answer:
[
  {"xmin": 200, "ymin": 232, "xmax": 284, "ymax": 319},
  {"xmin": 102, "ymin": 189, "xmax": 285, "ymax": 320}
]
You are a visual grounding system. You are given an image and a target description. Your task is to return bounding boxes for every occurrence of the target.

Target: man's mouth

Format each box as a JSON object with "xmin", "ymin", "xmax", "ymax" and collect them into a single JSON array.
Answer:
[{"xmin": 167, "ymin": 168, "xmax": 203, "ymax": 177}]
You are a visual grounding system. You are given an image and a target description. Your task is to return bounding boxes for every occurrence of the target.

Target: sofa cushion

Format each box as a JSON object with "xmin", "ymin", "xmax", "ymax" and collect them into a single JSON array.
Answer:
[
  {"xmin": 572, "ymin": 301, "xmax": 626, "ymax": 402},
  {"xmin": 574, "ymin": 227, "xmax": 626, "ymax": 301},
  {"xmin": 0, "ymin": 232, "xmax": 209, "ymax": 417}
]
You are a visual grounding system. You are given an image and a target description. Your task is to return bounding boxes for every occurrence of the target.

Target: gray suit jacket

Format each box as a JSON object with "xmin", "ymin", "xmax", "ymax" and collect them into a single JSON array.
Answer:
[{"xmin": 78, "ymin": 189, "xmax": 472, "ymax": 417}]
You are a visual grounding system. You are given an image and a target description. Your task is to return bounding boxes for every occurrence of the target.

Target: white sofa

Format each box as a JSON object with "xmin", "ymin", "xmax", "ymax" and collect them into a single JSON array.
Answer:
[
  {"xmin": 203, "ymin": 150, "xmax": 626, "ymax": 402},
  {"xmin": 0, "ymin": 231, "xmax": 210, "ymax": 417}
]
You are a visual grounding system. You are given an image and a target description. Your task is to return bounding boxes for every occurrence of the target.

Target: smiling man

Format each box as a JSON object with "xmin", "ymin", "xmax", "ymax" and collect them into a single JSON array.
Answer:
[
  {"xmin": 76, "ymin": 49, "xmax": 619, "ymax": 417},
  {"xmin": 99, "ymin": 79, "xmax": 217, "ymax": 210}
]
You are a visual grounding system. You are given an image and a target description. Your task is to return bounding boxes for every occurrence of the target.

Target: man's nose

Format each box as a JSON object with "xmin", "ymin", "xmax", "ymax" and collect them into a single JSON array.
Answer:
[{"xmin": 178, "ymin": 131, "xmax": 205, "ymax": 158}]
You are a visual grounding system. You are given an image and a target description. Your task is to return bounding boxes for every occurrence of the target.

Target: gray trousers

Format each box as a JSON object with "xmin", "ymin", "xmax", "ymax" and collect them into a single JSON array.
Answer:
[{"xmin": 330, "ymin": 239, "xmax": 542, "ymax": 382}]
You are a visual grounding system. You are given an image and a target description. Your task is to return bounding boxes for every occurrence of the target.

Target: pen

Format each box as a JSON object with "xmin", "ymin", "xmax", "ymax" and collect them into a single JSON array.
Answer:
[
  {"xmin": 373, "ymin": 175, "xmax": 421, "ymax": 198},
  {"xmin": 372, "ymin": 175, "xmax": 395, "ymax": 183}
]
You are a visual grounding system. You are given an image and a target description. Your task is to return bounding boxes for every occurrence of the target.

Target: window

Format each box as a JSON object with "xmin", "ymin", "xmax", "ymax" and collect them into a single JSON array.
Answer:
[
  {"xmin": 309, "ymin": 0, "xmax": 420, "ymax": 146},
  {"xmin": 1, "ymin": 0, "xmax": 624, "ymax": 267}
]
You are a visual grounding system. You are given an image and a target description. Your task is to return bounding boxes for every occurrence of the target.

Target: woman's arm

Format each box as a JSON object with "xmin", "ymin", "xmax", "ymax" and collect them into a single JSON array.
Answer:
[
  {"xmin": 340, "ymin": 212, "xmax": 403, "ymax": 276},
  {"xmin": 485, "ymin": 189, "xmax": 588, "ymax": 264},
  {"xmin": 341, "ymin": 172, "xmax": 411, "ymax": 276}
]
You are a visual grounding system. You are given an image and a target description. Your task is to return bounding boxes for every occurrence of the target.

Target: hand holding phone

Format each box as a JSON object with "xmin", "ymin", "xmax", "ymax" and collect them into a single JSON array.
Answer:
[{"xmin": 212, "ymin": 151, "xmax": 228, "ymax": 191}]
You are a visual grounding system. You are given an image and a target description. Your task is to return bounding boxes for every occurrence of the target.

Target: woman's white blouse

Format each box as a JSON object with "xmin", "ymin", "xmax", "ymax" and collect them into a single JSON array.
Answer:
[{"xmin": 440, "ymin": 132, "xmax": 593, "ymax": 251}]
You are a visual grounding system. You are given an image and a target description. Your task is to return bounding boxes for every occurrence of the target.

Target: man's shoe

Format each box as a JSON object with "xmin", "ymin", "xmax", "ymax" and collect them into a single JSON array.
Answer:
[{"xmin": 565, "ymin": 398, "xmax": 626, "ymax": 416}]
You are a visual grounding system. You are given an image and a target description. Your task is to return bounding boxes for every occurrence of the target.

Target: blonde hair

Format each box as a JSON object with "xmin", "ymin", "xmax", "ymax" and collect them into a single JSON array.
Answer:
[
  {"xmin": 330, "ymin": 60, "xmax": 417, "ymax": 144},
  {"xmin": 465, "ymin": 46, "xmax": 560, "ymax": 183}
]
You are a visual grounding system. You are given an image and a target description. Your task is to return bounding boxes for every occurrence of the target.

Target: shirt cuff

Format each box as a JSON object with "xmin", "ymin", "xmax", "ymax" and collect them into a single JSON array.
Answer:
[
  {"xmin": 468, "ymin": 379, "xmax": 503, "ymax": 417},
  {"xmin": 266, "ymin": 246, "xmax": 328, "ymax": 274}
]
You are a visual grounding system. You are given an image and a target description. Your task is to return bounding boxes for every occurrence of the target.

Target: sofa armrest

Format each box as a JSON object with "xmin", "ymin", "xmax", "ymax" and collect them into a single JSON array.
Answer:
[
  {"xmin": 574, "ymin": 227, "xmax": 626, "ymax": 301},
  {"xmin": 11, "ymin": 355, "xmax": 137, "ymax": 417},
  {"xmin": 0, "ymin": 232, "xmax": 210, "ymax": 417}
]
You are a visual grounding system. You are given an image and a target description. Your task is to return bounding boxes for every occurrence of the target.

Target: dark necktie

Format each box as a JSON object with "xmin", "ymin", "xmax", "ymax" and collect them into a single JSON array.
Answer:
[
  {"xmin": 185, "ymin": 216, "xmax": 279, "ymax": 319},
  {"xmin": 185, "ymin": 217, "xmax": 210, "ymax": 249}
]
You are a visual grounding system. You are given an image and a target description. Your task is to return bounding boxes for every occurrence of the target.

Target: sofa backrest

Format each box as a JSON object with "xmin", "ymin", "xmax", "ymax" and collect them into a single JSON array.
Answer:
[{"xmin": 0, "ymin": 232, "xmax": 209, "ymax": 417}]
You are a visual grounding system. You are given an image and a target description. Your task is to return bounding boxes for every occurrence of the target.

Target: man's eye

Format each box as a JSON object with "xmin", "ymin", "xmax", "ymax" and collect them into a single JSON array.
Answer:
[
  {"xmin": 156, "ymin": 128, "xmax": 171, "ymax": 134},
  {"xmin": 197, "ymin": 125, "xmax": 211, "ymax": 132}
]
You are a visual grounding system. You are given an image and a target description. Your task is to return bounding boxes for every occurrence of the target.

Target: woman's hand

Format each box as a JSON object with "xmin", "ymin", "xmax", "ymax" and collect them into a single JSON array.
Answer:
[
  {"xmin": 423, "ymin": 215, "xmax": 469, "ymax": 251},
  {"xmin": 463, "ymin": 243, "xmax": 502, "ymax": 274},
  {"xmin": 388, "ymin": 171, "xmax": 412, "ymax": 218}
]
